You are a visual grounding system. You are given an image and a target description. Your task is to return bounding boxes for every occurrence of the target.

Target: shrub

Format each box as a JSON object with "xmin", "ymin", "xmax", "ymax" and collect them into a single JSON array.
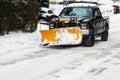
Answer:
[{"xmin": 0, "ymin": 0, "xmax": 41, "ymax": 35}]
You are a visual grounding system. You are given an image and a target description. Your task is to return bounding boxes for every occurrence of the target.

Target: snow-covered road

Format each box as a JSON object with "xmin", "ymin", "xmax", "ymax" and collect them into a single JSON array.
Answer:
[{"xmin": 0, "ymin": 14, "xmax": 120, "ymax": 80}]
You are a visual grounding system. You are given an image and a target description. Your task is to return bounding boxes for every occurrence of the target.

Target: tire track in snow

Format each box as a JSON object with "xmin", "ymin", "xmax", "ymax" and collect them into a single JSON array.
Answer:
[
  {"xmin": 40, "ymin": 42, "xmax": 120, "ymax": 80},
  {"xmin": 0, "ymin": 47, "xmax": 62, "ymax": 67}
]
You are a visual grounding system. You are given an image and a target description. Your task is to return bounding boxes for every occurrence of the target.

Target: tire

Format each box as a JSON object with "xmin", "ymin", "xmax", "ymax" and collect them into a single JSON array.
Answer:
[
  {"xmin": 101, "ymin": 30, "xmax": 108, "ymax": 41},
  {"xmin": 83, "ymin": 33, "xmax": 95, "ymax": 47}
]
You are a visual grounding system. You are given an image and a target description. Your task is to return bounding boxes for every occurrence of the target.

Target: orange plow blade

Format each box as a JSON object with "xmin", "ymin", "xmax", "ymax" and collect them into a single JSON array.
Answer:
[{"xmin": 39, "ymin": 27, "xmax": 83, "ymax": 46}]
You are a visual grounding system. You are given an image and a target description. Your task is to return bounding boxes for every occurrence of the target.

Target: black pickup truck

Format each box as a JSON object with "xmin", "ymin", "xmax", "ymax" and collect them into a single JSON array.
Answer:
[{"xmin": 49, "ymin": 5, "xmax": 109, "ymax": 47}]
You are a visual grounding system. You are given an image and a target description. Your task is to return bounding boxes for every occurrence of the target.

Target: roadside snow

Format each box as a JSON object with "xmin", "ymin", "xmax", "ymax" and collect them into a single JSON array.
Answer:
[{"xmin": 0, "ymin": 31, "xmax": 42, "ymax": 66}]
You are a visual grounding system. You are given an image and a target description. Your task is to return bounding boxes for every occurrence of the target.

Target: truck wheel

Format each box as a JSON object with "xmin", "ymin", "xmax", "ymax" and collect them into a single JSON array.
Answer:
[
  {"xmin": 101, "ymin": 30, "xmax": 108, "ymax": 41},
  {"xmin": 83, "ymin": 34, "xmax": 95, "ymax": 47}
]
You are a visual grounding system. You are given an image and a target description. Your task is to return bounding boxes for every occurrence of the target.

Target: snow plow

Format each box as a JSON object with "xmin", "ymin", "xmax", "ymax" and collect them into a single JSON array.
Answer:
[
  {"xmin": 39, "ymin": 3, "xmax": 109, "ymax": 47},
  {"xmin": 40, "ymin": 26, "xmax": 83, "ymax": 46}
]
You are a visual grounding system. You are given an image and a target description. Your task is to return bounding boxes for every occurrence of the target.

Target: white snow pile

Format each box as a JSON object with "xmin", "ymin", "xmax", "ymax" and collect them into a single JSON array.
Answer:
[
  {"xmin": 0, "ymin": 31, "xmax": 39, "ymax": 53},
  {"xmin": 0, "ymin": 31, "xmax": 42, "ymax": 66}
]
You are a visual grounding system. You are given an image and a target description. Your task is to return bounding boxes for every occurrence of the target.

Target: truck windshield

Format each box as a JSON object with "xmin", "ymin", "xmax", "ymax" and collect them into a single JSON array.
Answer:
[{"xmin": 60, "ymin": 7, "xmax": 92, "ymax": 17}]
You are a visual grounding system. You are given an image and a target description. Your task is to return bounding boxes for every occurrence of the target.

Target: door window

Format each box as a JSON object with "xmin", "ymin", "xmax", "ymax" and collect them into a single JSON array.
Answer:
[{"xmin": 94, "ymin": 9, "xmax": 101, "ymax": 16}]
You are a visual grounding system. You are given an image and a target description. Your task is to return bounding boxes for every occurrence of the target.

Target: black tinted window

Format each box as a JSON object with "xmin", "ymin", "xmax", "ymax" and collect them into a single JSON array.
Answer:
[{"xmin": 48, "ymin": 10, "xmax": 53, "ymax": 14}]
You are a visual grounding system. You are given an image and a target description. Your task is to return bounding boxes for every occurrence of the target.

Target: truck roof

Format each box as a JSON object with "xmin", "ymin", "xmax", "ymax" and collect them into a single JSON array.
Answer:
[{"xmin": 67, "ymin": 3, "xmax": 98, "ymax": 7}]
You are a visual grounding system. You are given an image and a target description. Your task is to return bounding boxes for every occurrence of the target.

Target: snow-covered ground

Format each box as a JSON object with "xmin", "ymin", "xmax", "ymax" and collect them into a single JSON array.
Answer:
[
  {"xmin": 0, "ymin": 14, "xmax": 120, "ymax": 80},
  {"xmin": 1, "ymin": 1, "xmax": 120, "ymax": 79}
]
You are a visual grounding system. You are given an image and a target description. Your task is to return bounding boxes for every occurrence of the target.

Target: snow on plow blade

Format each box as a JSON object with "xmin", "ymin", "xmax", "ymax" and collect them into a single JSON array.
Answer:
[{"xmin": 39, "ymin": 27, "xmax": 83, "ymax": 46}]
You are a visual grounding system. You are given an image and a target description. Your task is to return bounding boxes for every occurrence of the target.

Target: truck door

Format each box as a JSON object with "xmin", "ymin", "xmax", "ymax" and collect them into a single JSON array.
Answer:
[{"xmin": 93, "ymin": 8, "xmax": 103, "ymax": 34}]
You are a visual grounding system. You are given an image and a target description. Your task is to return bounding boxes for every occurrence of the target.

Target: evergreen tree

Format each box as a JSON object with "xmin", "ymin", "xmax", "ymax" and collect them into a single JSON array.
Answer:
[{"xmin": 0, "ymin": 0, "xmax": 41, "ymax": 35}]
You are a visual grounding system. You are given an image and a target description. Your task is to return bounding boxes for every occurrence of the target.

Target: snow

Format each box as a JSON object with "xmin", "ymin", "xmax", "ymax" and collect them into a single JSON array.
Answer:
[
  {"xmin": 0, "ymin": 1, "xmax": 120, "ymax": 80},
  {"xmin": 37, "ymin": 22, "xmax": 49, "ymax": 30},
  {"xmin": 55, "ymin": 28, "xmax": 82, "ymax": 45},
  {"xmin": 68, "ymin": 3, "xmax": 97, "ymax": 7},
  {"xmin": 49, "ymin": 4, "xmax": 64, "ymax": 15},
  {"xmin": 99, "ymin": 4, "xmax": 114, "ymax": 17}
]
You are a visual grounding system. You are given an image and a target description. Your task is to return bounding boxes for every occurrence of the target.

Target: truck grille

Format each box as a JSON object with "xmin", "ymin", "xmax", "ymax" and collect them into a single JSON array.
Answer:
[{"xmin": 56, "ymin": 22, "xmax": 78, "ymax": 28}]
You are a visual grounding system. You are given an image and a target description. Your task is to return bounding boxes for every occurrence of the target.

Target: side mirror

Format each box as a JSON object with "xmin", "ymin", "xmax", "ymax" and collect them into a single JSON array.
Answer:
[{"xmin": 53, "ymin": 15, "xmax": 58, "ymax": 18}]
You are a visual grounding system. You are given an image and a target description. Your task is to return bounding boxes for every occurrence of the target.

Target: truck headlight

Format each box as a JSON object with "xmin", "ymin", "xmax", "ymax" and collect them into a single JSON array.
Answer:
[
  {"xmin": 81, "ymin": 23, "xmax": 89, "ymax": 29},
  {"xmin": 53, "ymin": 17, "xmax": 59, "ymax": 21},
  {"xmin": 49, "ymin": 23, "xmax": 54, "ymax": 29},
  {"xmin": 81, "ymin": 23, "xmax": 89, "ymax": 35}
]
